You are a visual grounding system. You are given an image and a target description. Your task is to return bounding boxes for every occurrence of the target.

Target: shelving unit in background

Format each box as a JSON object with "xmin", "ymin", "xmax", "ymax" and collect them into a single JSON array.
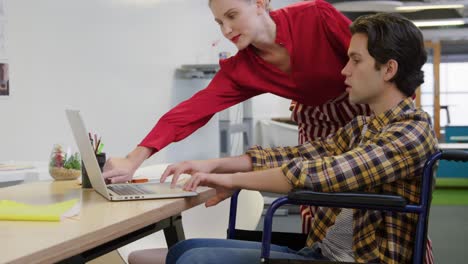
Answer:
[
  {"xmin": 176, "ymin": 64, "xmax": 253, "ymax": 158},
  {"xmin": 176, "ymin": 64, "xmax": 219, "ymax": 79}
]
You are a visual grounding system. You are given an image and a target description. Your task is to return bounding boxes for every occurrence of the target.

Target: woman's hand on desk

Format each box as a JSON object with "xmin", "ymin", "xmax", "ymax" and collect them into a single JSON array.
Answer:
[
  {"xmin": 102, "ymin": 147, "xmax": 151, "ymax": 184},
  {"xmin": 102, "ymin": 157, "xmax": 137, "ymax": 183},
  {"xmin": 160, "ymin": 160, "xmax": 219, "ymax": 188},
  {"xmin": 182, "ymin": 172, "xmax": 236, "ymax": 207}
]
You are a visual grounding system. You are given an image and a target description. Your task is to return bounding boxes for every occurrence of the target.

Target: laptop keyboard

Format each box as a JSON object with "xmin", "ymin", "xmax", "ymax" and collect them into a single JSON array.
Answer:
[{"xmin": 108, "ymin": 185, "xmax": 154, "ymax": 196}]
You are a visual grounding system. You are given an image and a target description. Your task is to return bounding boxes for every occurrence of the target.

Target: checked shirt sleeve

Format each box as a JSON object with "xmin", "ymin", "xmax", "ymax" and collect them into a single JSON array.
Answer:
[
  {"xmin": 246, "ymin": 119, "xmax": 358, "ymax": 171},
  {"xmin": 282, "ymin": 119, "xmax": 437, "ymax": 192}
]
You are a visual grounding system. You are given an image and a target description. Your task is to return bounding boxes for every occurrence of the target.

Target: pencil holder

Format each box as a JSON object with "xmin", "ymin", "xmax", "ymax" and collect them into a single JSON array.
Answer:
[{"xmin": 81, "ymin": 152, "xmax": 106, "ymax": 189}]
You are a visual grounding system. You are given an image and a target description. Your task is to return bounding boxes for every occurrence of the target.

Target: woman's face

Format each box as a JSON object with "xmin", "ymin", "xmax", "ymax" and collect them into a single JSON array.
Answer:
[{"xmin": 210, "ymin": 0, "xmax": 263, "ymax": 50}]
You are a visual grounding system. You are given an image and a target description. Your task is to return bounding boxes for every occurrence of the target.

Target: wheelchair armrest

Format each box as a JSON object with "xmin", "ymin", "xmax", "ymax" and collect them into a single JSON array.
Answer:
[
  {"xmin": 441, "ymin": 150, "xmax": 468, "ymax": 162},
  {"xmin": 288, "ymin": 190, "xmax": 407, "ymax": 210},
  {"xmin": 260, "ymin": 191, "xmax": 407, "ymax": 262}
]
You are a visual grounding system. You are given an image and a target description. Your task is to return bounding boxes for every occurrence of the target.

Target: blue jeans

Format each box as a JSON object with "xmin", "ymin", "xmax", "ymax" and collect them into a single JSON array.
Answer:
[{"xmin": 166, "ymin": 238, "xmax": 329, "ymax": 264}]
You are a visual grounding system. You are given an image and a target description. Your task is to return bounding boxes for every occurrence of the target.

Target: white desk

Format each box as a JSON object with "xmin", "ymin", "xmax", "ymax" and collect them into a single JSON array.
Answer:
[
  {"xmin": 0, "ymin": 178, "xmax": 214, "ymax": 264},
  {"xmin": 438, "ymin": 143, "xmax": 468, "ymax": 150},
  {"xmin": 448, "ymin": 136, "xmax": 468, "ymax": 142},
  {"xmin": 0, "ymin": 161, "xmax": 49, "ymax": 188}
]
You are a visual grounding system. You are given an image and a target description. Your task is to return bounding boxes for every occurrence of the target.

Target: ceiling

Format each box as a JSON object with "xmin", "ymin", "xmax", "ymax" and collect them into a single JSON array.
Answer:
[{"xmin": 326, "ymin": 0, "xmax": 468, "ymax": 59}]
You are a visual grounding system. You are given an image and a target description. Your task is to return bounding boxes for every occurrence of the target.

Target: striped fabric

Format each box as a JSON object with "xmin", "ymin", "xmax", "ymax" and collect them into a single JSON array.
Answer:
[
  {"xmin": 317, "ymin": 208, "xmax": 355, "ymax": 261},
  {"xmin": 426, "ymin": 238, "xmax": 434, "ymax": 264},
  {"xmin": 248, "ymin": 98, "xmax": 438, "ymax": 263},
  {"xmin": 291, "ymin": 92, "xmax": 370, "ymax": 143}
]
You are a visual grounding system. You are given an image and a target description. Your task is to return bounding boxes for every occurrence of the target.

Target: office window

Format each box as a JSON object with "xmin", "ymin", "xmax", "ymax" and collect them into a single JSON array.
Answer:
[{"xmin": 421, "ymin": 62, "xmax": 468, "ymax": 127}]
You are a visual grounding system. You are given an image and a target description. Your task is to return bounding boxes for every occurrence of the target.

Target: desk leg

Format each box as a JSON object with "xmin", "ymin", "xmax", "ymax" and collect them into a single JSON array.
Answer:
[{"xmin": 164, "ymin": 214, "xmax": 186, "ymax": 247}]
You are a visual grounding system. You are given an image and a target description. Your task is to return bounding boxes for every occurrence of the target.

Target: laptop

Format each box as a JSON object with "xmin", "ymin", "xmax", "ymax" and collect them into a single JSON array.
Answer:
[{"xmin": 65, "ymin": 109, "xmax": 198, "ymax": 201}]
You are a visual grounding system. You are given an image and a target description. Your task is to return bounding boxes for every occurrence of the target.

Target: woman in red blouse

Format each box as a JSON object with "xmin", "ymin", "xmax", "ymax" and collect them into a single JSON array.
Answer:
[{"xmin": 103, "ymin": 0, "xmax": 369, "ymax": 232}]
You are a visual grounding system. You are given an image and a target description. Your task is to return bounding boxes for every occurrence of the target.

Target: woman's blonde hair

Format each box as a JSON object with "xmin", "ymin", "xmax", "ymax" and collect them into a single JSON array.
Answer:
[
  {"xmin": 265, "ymin": 0, "xmax": 271, "ymax": 11},
  {"xmin": 209, "ymin": 0, "xmax": 271, "ymax": 11}
]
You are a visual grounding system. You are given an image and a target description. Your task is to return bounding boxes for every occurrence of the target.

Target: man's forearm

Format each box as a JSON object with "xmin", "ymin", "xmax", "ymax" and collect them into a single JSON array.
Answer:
[
  {"xmin": 231, "ymin": 167, "xmax": 293, "ymax": 194},
  {"xmin": 212, "ymin": 154, "xmax": 253, "ymax": 173}
]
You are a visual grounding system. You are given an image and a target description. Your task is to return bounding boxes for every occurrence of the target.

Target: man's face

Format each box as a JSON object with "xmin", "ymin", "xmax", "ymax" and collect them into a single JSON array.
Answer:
[{"xmin": 341, "ymin": 33, "xmax": 387, "ymax": 105}]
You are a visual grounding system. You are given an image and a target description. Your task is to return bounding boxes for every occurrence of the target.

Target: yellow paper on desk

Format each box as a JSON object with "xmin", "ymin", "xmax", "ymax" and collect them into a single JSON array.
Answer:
[{"xmin": 0, "ymin": 199, "xmax": 79, "ymax": 221}]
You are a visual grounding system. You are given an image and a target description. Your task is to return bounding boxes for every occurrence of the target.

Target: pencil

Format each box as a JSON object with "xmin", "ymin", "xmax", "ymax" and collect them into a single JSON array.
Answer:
[
  {"xmin": 94, "ymin": 134, "xmax": 98, "ymax": 150},
  {"xmin": 131, "ymin": 178, "xmax": 149, "ymax": 183},
  {"xmin": 97, "ymin": 143, "xmax": 105, "ymax": 154},
  {"xmin": 88, "ymin": 132, "xmax": 94, "ymax": 148},
  {"xmin": 95, "ymin": 137, "xmax": 101, "ymax": 154}
]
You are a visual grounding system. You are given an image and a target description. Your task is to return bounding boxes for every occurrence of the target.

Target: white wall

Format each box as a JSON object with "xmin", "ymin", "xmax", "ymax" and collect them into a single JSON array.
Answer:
[
  {"xmin": 0, "ymin": 0, "xmax": 226, "ymax": 163},
  {"xmin": 0, "ymin": 0, "xmax": 298, "ymax": 165}
]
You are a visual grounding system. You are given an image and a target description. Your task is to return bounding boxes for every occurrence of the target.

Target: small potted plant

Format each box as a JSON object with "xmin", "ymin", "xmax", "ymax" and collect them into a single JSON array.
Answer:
[{"xmin": 49, "ymin": 144, "xmax": 82, "ymax": 181}]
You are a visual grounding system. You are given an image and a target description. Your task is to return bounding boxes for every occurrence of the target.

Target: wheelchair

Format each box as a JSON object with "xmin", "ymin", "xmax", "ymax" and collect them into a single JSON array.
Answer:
[{"xmin": 227, "ymin": 150, "xmax": 468, "ymax": 264}]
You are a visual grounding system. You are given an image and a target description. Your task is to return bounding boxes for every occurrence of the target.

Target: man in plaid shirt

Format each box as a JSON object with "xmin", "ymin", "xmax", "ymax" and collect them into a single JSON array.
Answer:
[{"xmin": 158, "ymin": 13, "xmax": 438, "ymax": 264}]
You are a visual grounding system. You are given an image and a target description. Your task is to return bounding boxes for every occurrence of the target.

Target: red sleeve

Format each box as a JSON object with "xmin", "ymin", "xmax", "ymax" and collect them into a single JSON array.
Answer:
[
  {"xmin": 317, "ymin": 0, "xmax": 351, "ymax": 62},
  {"xmin": 138, "ymin": 69, "xmax": 261, "ymax": 154}
]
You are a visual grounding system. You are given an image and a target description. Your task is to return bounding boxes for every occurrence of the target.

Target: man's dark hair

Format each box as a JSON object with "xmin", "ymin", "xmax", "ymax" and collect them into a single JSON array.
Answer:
[{"xmin": 350, "ymin": 13, "xmax": 427, "ymax": 96}]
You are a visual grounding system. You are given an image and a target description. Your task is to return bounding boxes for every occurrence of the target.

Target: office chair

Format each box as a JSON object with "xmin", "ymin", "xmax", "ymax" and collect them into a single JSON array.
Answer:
[{"xmin": 227, "ymin": 150, "xmax": 468, "ymax": 264}]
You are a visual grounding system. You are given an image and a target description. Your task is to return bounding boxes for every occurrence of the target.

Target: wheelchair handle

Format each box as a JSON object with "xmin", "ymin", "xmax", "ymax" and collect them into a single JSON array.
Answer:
[{"xmin": 441, "ymin": 150, "xmax": 468, "ymax": 162}]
